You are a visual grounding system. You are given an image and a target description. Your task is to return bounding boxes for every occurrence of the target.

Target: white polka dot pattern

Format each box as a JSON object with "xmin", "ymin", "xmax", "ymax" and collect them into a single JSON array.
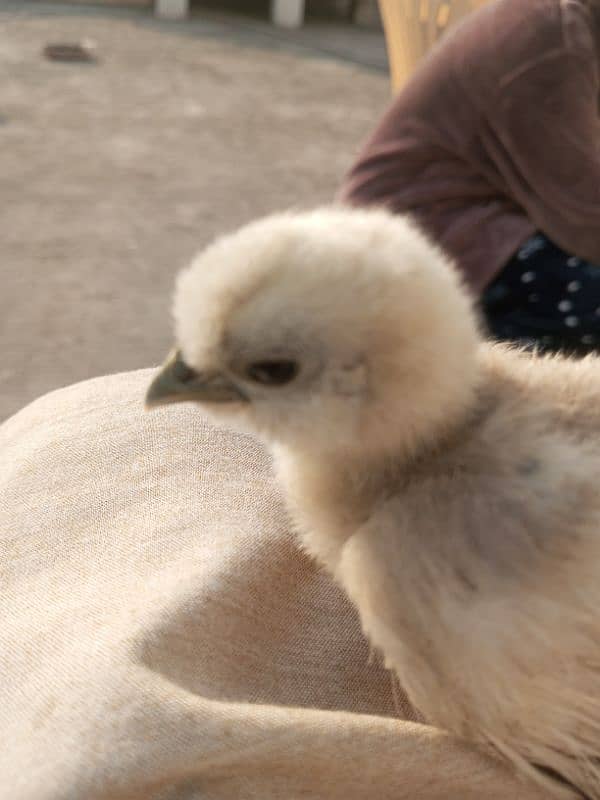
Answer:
[{"xmin": 482, "ymin": 233, "xmax": 600, "ymax": 354}]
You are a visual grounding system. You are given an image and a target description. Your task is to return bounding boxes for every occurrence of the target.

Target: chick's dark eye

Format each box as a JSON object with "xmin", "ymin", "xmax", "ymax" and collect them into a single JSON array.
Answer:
[{"xmin": 246, "ymin": 360, "xmax": 299, "ymax": 386}]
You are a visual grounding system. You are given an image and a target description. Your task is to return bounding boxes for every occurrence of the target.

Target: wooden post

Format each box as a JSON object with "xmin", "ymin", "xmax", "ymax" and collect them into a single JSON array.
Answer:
[
  {"xmin": 271, "ymin": 0, "xmax": 305, "ymax": 28},
  {"xmin": 155, "ymin": 0, "xmax": 189, "ymax": 20}
]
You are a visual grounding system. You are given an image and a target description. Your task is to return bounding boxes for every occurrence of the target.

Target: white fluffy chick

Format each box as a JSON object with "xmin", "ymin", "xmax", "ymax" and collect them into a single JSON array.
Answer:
[{"xmin": 147, "ymin": 207, "xmax": 600, "ymax": 800}]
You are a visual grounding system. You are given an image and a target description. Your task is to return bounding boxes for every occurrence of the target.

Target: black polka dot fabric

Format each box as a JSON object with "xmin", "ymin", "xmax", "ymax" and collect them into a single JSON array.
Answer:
[{"xmin": 481, "ymin": 234, "xmax": 600, "ymax": 356}]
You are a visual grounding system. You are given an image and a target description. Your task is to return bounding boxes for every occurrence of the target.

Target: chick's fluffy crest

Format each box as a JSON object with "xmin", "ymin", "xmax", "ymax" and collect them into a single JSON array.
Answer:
[{"xmin": 173, "ymin": 207, "xmax": 480, "ymax": 456}]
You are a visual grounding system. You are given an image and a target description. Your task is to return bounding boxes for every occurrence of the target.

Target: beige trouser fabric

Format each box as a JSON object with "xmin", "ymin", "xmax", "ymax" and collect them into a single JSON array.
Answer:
[{"xmin": 0, "ymin": 369, "xmax": 546, "ymax": 799}]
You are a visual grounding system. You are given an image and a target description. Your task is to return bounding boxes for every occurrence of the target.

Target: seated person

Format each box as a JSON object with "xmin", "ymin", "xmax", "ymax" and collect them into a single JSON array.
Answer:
[{"xmin": 340, "ymin": 0, "xmax": 600, "ymax": 354}]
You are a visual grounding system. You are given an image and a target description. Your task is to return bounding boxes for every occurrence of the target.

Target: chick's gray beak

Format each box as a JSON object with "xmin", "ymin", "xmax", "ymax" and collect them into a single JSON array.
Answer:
[{"xmin": 145, "ymin": 349, "xmax": 246, "ymax": 408}]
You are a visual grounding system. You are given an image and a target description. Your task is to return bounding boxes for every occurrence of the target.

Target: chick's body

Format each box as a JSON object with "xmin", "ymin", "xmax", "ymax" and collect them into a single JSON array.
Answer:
[
  {"xmin": 148, "ymin": 207, "xmax": 600, "ymax": 799},
  {"xmin": 277, "ymin": 348, "xmax": 600, "ymax": 798}
]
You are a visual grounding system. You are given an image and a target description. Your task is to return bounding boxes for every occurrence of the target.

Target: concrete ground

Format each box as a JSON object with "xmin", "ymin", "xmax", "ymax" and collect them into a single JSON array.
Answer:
[{"xmin": 0, "ymin": 1, "xmax": 389, "ymax": 421}]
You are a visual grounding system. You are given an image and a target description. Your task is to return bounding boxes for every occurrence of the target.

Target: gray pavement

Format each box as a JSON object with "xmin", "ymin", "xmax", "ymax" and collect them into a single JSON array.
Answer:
[{"xmin": 0, "ymin": 1, "xmax": 389, "ymax": 420}]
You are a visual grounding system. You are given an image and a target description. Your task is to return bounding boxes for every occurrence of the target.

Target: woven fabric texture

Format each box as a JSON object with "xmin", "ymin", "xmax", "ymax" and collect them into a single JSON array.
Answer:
[{"xmin": 0, "ymin": 369, "xmax": 547, "ymax": 799}]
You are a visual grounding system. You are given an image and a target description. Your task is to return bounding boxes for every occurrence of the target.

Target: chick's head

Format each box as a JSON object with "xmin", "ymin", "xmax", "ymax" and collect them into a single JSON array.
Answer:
[{"xmin": 147, "ymin": 207, "xmax": 481, "ymax": 457}]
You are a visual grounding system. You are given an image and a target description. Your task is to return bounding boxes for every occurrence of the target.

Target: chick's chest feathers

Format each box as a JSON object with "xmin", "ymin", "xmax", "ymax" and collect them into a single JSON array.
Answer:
[
  {"xmin": 275, "ymin": 347, "xmax": 600, "ymax": 798},
  {"xmin": 281, "ymin": 346, "xmax": 600, "ymax": 577}
]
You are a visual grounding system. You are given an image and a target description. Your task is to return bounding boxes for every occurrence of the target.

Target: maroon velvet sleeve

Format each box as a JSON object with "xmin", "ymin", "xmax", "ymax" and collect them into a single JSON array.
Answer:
[{"xmin": 490, "ymin": 50, "xmax": 600, "ymax": 264}]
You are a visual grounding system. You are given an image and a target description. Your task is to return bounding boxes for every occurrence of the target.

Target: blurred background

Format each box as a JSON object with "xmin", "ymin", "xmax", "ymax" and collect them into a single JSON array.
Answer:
[{"xmin": 0, "ymin": 0, "xmax": 392, "ymax": 422}]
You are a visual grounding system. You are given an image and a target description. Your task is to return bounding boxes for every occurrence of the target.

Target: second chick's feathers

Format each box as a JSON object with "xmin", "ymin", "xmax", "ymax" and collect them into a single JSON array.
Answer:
[{"xmin": 148, "ymin": 207, "xmax": 600, "ymax": 799}]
